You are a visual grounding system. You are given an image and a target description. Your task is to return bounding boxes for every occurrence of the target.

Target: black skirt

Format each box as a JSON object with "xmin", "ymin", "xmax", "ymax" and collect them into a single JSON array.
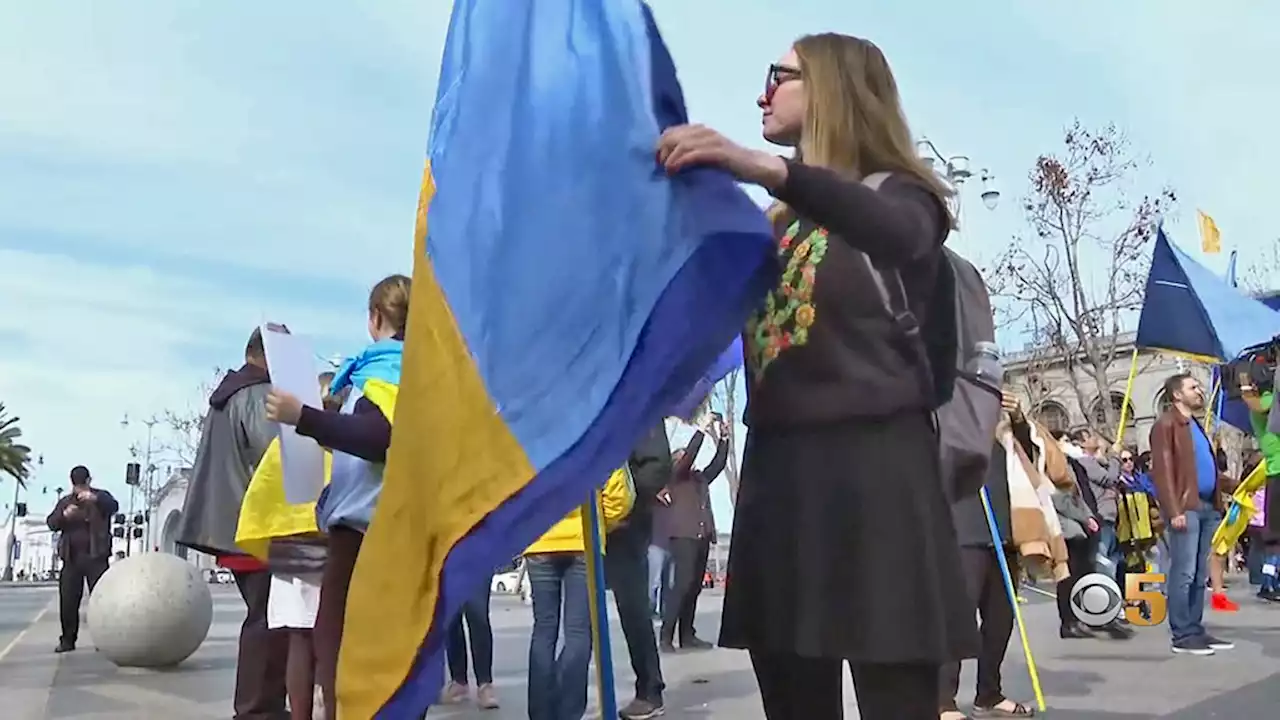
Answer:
[{"xmin": 719, "ymin": 411, "xmax": 979, "ymax": 664}]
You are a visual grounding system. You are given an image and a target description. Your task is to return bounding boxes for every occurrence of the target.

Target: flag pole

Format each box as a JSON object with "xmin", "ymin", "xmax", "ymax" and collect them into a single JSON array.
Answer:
[
  {"xmin": 981, "ymin": 486, "xmax": 1047, "ymax": 712},
  {"xmin": 580, "ymin": 492, "xmax": 618, "ymax": 718},
  {"xmin": 1114, "ymin": 348, "xmax": 1141, "ymax": 447}
]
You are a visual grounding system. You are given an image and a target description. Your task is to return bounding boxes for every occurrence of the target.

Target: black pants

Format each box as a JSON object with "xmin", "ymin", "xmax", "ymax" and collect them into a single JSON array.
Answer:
[
  {"xmin": 660, "ymin": 536, "xmax": 710, "ymax": 643},
  {"xmin": 58, "ymin": 554, "xmax": 109, "ymax": 645},
  {"xmin": 232, "ymin": 569, "xmax": 290, "ymax": 720},
  {"xmin": 1057, "ymin": 533, "xmax": 1100, "ymax": 626},
  {"xmin": 939, "ymin": 547, "xmax": 1016, "ymax": 711},
  {"xmin": 446, "ymin": 581, "xmax": 495, "ymax": 685},
  {"xmin": 605, "ymin": 524, "xmax": 665, "ymax": 703},
  {"xmin": 751, "ymin": 651, "xmax": 940, "ymax": 720}
]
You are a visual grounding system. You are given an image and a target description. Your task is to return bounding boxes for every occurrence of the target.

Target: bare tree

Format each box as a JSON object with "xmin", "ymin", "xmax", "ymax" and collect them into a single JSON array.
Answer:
[
  {"xmin": 158, "ymin": 367, "xmax": 226, "ymax": 470},
  {"xmin": 1007, "ymin": 307, "xmax": 1062, "ymax": 413},
  {"xmin": 1239, "ymin": 241, "xmax": 1280, "ymax": 297},
  {"xmin": 992, "ymin": 120, "xmax": 1176, "ymax": 441},
  {"xmin": 710, "ymin": 367, "xmax": 742, "ymax": 505}
]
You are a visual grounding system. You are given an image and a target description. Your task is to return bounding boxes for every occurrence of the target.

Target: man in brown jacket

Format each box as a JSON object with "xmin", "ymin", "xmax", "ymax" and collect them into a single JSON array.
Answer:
[{"xmin": 1149, "ymin": 373, "xmax": 1235, "ymax": 656}]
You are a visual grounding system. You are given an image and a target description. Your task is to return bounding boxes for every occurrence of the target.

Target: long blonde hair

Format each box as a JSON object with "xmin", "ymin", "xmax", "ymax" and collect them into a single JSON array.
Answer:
[{"xmin": 769, "ymin": 34, "xmax": 954, "ymax": 228}]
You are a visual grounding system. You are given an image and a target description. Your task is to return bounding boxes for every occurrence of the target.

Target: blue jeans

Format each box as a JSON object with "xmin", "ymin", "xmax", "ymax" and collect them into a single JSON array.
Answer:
[
  {"xmin": 1096, "ymin": 521, "xmax": 1124, "ymax": 575},
  {"xmin": 1166, "ymin": 505, "xmax": 1219, "ymax": 643},
  {"xmin": 526, "ymin": 553, "xmax": 591, "ymax": 720},
  {"xmin": 646, "ymin": 544, "xmax": 674, "ymax": 616}
]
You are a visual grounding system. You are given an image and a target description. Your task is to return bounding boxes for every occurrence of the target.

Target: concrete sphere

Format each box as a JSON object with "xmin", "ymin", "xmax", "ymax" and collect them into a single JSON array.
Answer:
[{"xmin": 87, "ymin": 553, "xmax": 213, "ymax": 668}]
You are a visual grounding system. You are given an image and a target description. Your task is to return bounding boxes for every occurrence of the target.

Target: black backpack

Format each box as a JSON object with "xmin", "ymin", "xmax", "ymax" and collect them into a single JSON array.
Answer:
[{"xmin": 862, "ymin": 173, "xmax": 1004, "ymax": 502}]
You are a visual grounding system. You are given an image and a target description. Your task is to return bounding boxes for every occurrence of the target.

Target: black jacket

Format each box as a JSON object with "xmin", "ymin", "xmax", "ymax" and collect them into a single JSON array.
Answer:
[
  {"xmin": 47, "ymin": 489, "xmax": 119, "ymax": 561},
  {"xmin": 608, "ymin": 424, "xmax": 675, "ymax": 540}
]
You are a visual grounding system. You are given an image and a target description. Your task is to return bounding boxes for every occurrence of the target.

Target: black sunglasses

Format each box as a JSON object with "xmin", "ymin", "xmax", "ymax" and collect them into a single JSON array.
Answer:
[{"xmin": 764, "ymin": 63, "xmax": 802, "ymax": 102}]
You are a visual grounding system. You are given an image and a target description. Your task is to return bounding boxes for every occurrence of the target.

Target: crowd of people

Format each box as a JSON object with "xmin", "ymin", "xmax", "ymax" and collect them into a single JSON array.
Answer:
[{"xmin": 40, "ymin": 29, "xmax": 1280, "ymax": 720}]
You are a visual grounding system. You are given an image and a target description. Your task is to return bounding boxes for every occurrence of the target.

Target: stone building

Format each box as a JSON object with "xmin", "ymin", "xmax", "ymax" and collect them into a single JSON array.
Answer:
[{"xmin": 1002, "ymin": 331, "xmax": 1236, "ymax": 453}]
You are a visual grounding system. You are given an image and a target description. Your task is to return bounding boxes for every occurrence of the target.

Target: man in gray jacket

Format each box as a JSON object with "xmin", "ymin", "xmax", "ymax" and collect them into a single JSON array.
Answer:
[{"xmin": 175, "ymin": 329, "xmax": 287, "ymax": 720}]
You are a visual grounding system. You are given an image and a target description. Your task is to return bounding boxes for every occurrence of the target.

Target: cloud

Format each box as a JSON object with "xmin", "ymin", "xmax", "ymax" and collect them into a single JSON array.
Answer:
[
  {"xmin": 0, "ymin": 3, "xmax": 441, "ymax": 282},
  {"xmin": 0, "ymin": 247, "xmax": 364, "ymax": 507}
]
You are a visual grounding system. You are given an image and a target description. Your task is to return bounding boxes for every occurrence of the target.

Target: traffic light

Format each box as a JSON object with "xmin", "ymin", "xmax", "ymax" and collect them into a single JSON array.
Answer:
[{"xmin": 125, "ymin": 462, "xmax": 141, "ymax": 486}]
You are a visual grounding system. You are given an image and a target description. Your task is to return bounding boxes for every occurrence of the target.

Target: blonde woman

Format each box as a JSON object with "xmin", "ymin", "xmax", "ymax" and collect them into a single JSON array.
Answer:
[{"xmin": 658, "ymin": 33, "xmax": 975, "ymax": 719}]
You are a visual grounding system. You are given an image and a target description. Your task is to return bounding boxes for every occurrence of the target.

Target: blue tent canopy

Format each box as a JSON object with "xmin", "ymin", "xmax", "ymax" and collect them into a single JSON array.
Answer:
[{"xmin": 1134, "ymin": 228, "xmax": 1280, "ymax": 361}]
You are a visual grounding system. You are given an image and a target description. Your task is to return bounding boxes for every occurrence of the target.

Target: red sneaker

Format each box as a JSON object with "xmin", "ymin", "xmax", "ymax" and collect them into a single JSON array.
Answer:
[{"xmin": 1210, "ymin": 592, "xmax": 1239, "ymax": 612}]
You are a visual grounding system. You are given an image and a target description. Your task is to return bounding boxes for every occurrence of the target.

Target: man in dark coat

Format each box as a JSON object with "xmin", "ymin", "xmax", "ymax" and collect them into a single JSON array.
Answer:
[
  {"xmin": 46, "ymin": 465, "xmax": 118, "ymax": 653},
  {"xmin": 605, "ymin": 423, "xmax": 675, "ymax": 719},
  {"xmin": 658, "ymin": 419, "xmax": 728, "ymax": 652},
  {"xmin": 175, "ymin": 328, "xmax": 287, "ymax": 719}
]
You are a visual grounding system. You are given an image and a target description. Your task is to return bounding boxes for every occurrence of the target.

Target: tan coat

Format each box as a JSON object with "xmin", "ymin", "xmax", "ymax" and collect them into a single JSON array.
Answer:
[{"xmin": 997, "ymin": 420, "xmax": 1071, "ymax": 582}]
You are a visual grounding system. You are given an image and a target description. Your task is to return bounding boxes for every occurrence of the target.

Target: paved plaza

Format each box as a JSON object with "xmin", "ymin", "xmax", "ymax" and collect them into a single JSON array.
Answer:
[{"xmin": 2, "ymin": 580, "xmax": 1280, "ymax": 718}]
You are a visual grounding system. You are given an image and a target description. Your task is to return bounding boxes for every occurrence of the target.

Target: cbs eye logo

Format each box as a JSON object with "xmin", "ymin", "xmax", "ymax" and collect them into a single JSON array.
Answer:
[{"xmin": 1069, "ymin": 572, "xmax": 1166, "ymax": 627}]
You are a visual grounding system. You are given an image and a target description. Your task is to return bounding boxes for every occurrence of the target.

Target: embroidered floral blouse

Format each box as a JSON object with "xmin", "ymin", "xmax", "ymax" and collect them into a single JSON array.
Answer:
[{"xmin": 743, "ymin": 161, "xmax": 950, "ymax": 430}]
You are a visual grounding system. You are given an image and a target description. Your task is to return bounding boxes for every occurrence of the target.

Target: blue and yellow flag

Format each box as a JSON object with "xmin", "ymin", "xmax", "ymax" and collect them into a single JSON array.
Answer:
[{"xmin": 338, "ymin": 2, "xmax": 776, "ymax": 718}]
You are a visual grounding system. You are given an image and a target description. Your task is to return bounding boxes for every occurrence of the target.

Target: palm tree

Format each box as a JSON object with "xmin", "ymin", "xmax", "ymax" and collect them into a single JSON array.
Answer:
[{"xmin": 0, "ymin": 403, "xmax": 33, "ymax": 488}]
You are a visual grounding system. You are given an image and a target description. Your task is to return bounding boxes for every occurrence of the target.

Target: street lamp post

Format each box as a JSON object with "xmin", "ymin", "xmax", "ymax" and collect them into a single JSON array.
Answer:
[
  {"xmin": 915, "ymin": 137, "xmax": 1000, "ymax": 219},
  {"xmin": 121, "ymin": 414, "xmax": 161, "ymax": 553}
]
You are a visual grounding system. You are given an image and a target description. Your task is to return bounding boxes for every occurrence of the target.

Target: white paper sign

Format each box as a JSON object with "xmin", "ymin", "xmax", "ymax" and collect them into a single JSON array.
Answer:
[{"xmin": 261, "ymin": 323, "xmax": 326, "ymax": 505}]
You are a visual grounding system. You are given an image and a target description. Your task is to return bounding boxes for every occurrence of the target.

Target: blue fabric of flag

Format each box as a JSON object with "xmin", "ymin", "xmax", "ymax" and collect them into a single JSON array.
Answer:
[
  {"xmin": 426, "ymin": 0, "xmax": 774, "ymax": 473},
  {"xmin": 670, "ymin": 337, "xmax": 743, "ymax": 419},
  {"xmin": 1135, "ymin": 227, "xmax": 1280, "ymax": 361}
]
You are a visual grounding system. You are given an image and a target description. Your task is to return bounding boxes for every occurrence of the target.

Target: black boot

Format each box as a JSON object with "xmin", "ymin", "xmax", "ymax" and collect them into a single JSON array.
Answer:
[
  {"xmin": 1100, "ymin": 620, "xmax": 1135, "ymax": 639},
  {"xmin": 1059, "ymin": 622, "xmax": 1092, "ymax": 639}
]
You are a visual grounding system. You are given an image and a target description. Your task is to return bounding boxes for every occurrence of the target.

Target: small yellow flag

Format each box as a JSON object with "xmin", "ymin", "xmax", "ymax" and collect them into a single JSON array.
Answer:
[{"xmin": 1197, "ymin": 209, "xmax": 1221, "ymax": 254}]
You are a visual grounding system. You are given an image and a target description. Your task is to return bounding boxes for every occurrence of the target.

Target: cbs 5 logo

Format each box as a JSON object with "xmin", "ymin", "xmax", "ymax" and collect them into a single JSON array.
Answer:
[{"xmin": 1070, "ymin": 572, "xmax": 1166, "ymax": 627}]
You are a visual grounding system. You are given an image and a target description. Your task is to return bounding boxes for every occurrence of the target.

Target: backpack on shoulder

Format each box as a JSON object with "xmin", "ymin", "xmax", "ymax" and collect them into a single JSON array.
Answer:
[{"xmin": 861, "ymin": 172, "xmax": 1004, "ymax": 502}]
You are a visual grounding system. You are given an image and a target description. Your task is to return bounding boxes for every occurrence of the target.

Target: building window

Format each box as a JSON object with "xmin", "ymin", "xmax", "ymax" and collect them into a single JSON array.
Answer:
[
  {"xmin": 1034, "ymin": 401, "xmax": 1070, "ymax": 433},
  {"xmin": 1156, "ymin": 389, "xmax": 1174, "ymax": 416},
  {"xmin": 1091, "ymin": 392, "xmax": 1136, "ymax": 427}
]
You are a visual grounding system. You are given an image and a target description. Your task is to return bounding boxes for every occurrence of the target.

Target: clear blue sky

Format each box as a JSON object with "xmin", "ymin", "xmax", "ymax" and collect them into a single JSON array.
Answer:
[{"xmin": 2, "ymin": 1, "xmax": 1276, "ymax": 527}]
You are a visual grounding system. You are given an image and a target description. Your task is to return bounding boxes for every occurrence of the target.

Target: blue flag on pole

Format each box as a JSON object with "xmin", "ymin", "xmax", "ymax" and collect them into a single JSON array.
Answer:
[{"xmin": 337, "ymin": 2, "xmax": 778, "ymax": 717}]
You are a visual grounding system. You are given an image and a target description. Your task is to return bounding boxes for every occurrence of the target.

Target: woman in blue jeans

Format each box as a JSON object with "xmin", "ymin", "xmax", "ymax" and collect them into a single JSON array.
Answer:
[
  {"xmin": 523, "ymin": 468, "xmax": 634, "ymax": 720},
  {"xmin": 441, "ymin": 581, "xmax": 500, "ymax": 709}
]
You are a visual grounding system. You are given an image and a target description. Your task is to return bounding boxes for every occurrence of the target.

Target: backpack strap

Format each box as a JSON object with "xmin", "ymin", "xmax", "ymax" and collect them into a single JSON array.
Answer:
[{"xmin": 858, "ymin": 172, "xmax": 918, "ymax": 341}]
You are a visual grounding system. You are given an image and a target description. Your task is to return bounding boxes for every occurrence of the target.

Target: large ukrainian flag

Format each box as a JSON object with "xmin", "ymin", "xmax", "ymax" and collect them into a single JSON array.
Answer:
[{"xmin": 337, "ymin": 2, "xmax": 776, "ymax": 718}]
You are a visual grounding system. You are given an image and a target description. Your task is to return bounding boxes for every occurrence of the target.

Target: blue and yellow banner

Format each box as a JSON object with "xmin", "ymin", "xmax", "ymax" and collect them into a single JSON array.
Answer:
[{"xmin": 337, "ymin": 2, "xmax": 776, "ymax": 717}]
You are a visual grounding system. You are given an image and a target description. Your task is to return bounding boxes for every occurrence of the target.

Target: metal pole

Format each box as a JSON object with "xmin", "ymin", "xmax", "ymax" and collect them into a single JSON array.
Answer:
[
  {"xmin": 3, "ymin": 479, "xmax": 20, "ymax": 581},
  {"xmin": 143, "ymin": 420, "xmax": 155, "ymax": 552}
]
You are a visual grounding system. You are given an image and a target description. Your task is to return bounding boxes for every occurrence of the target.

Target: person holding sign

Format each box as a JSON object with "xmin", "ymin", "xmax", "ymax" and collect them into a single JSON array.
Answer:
[
  {"xmin": 176, "ymin": 328, "xmax": 288, "ymax": 720},
  {"xmin": 263, "ymin": 274, "xmax": 409, "ymax": 714}
]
